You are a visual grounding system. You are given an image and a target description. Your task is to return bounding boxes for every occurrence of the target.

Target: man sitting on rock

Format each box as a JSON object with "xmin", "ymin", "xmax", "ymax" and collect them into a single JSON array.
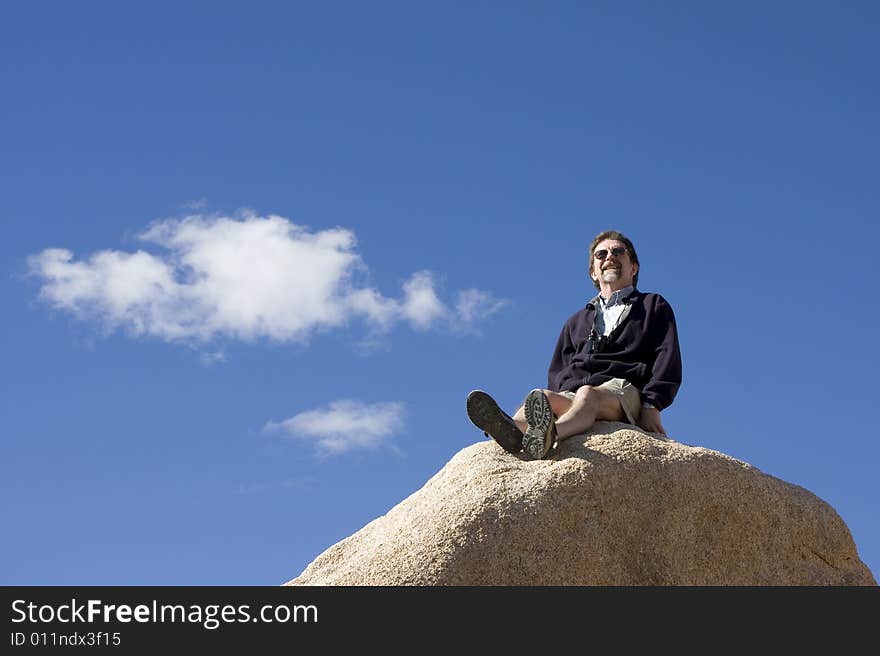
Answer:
[{"xmin": 467, "ymin": 229, "xmax": 682, "ymax": 460}]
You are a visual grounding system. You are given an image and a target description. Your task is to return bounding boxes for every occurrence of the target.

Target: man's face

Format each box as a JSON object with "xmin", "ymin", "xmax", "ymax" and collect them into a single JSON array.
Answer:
[{"xmin": 590, "ymin": 239, "xmax": 638, "ymax": 289}]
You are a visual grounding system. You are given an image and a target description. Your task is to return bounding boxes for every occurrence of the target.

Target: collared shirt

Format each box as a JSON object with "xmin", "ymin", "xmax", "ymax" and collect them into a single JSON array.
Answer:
[{"xmin": 595, "ymin": 285, "xmax": 634, "ymax": 337}]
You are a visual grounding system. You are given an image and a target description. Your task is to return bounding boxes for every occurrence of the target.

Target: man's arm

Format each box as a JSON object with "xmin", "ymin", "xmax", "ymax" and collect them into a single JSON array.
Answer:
[
  {"xmin": 547, "ymin": 320, "xmax": 576, "ymax": 392},
  {"xmin": 638, "ymin": 295, "xmax": 682, "ymax": 430}
]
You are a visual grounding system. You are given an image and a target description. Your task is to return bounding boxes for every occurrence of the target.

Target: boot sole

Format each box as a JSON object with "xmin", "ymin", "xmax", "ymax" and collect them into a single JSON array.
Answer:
[
  {"xmin": 466, "ymin": 390, "xmax": 523, "ymax": 454},
  {"xmin": 522, "ymin": 389, "xmax": 556, "ymax": 460}
]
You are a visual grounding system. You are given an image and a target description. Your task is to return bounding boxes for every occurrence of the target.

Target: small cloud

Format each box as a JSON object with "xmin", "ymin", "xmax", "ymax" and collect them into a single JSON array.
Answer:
[
  {"xmin": 264, "ymin": 399, "xmax": 406, "ymax": 455},
  {"xmin": 400, "ymin": 271, "xmax": 449, "ymax": 330},
  {"xmin": 235, "ymin": 476, "xmax": 317, "ymax": 495},
  {"xmin": 183, "ymin": 198, "xmax": 209, "ymax": 210},
  {"xmin": 198, "ymin": 349, "xmax": 226, "ymax": 366},
  {"xmin": 454, "ymin": 288, "xmax": 509, "ymax": 334}
]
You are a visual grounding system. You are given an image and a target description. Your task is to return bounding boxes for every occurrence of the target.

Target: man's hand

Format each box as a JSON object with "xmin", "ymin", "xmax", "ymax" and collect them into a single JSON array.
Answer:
[{"xmin": 638, "ymin": 406, "xmax": 666, "ymax": 436}]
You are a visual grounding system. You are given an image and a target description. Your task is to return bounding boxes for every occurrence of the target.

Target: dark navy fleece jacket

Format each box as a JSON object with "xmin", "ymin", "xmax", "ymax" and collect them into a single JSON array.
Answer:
[{"xmin": 547, "ymin": 290, "xmax": 682, "ymax": 411}]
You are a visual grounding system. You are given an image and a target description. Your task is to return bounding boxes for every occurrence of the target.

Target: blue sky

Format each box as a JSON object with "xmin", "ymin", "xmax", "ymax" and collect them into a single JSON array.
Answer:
[{"xmin": 2, "ymin": 1, "xmax": 878, "ymax": 584}]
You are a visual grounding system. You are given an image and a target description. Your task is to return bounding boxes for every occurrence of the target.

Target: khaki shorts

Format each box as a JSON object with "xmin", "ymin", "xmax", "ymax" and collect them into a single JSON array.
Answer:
[{"xmin": 559, "ymin": 378, "xmax": 641, "ymax": 425}]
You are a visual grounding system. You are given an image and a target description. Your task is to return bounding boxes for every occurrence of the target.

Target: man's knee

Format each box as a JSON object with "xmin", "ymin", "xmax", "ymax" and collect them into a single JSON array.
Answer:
[
  {"xmin": 575, "ymin": 384, "xmax": 624, "ymax": 419},
  {"xmin": 574, "ymin": 385, "xmax": 598, "ymax": 405},
  {"xmin": 538, "ymin": 389, "xmax": 571, "ymax": 418}
]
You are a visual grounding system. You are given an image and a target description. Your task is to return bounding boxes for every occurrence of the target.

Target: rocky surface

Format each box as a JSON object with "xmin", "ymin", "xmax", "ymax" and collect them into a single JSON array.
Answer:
[{"xmin": 286, "ymin": 424, "xmax": 876, "ymax": 585}]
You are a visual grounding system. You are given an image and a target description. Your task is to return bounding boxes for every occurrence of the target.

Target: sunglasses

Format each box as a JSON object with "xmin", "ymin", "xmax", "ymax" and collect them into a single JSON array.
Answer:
[{"xmin": 593, "ymin": 246, "xmax": 627, "ymax": 260}]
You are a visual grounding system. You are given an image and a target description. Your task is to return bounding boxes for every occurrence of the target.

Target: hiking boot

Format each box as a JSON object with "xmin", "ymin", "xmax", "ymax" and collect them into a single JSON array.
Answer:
[
  {"xmin": 466, "ymin": 390, "xmax": 523, "ymax": 454},
  {"xmin": 522, "ymin": 389, "xmax": 557, "ymax": 460}
]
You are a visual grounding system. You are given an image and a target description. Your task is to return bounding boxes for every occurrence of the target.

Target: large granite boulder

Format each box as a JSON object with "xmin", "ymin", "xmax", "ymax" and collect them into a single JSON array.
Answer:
[{"xmin": 285, "ymin": 423, "xmax": 876, "ymax": 585}]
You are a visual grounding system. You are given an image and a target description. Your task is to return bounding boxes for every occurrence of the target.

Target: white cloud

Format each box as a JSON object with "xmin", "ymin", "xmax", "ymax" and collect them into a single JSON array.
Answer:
[
  {"xmin": 400, "ymin": 270, "xmax": 449, "ymax": 329},
  {"xmin": 264, "ymin": 399, "xmax": 406, "ymax": 455},
  {"xmin": 198, "ymin": 350, "xmax": 227, "ymax": 366},
  {"xmin": 454, "ymin": 289, "xmax": 510, "ymax": 333},
  {"xmin": 27, "ymin": 212, "xmax": 506, "ymax": 345},
  {"xmin": 235, "ymin": 476, "xmax": 316, "ymax": 495},
  {"xmin": 183, "ymin": 198, "xmax": 208, "ymax": 210}
]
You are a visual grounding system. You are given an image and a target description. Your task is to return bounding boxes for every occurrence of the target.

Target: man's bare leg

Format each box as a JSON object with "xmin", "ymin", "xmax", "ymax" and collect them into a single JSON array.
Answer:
[
  {"xmin": 555, "ymin": 385, "xmax": 624, "ymax": 440},
  {"xmin": 513, "ymin": 385, "xmax": 624, "ymax": 442},
  {"xmin": 512, "ymin": 390, "xmax": 573, "ymax": 434}
]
